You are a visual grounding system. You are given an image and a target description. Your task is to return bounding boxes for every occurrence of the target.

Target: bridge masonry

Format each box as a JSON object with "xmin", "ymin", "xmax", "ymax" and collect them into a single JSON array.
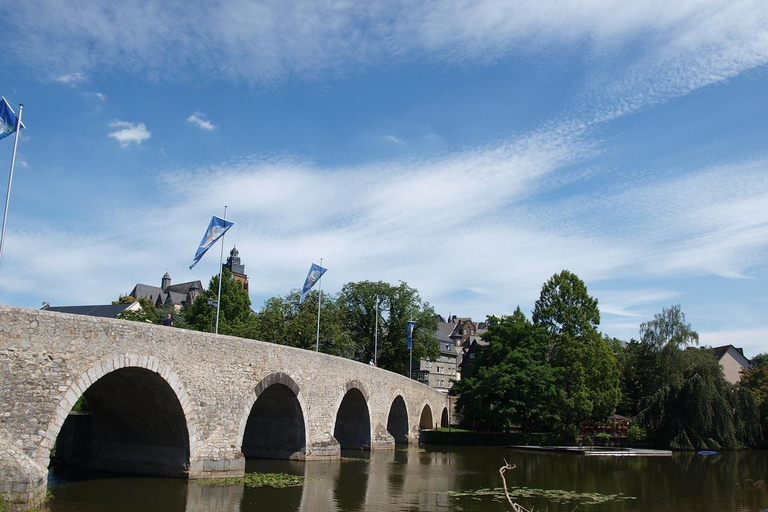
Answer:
[{"xmin": 0, "ymin": 306, "xmax": 450, "ymax": 505}]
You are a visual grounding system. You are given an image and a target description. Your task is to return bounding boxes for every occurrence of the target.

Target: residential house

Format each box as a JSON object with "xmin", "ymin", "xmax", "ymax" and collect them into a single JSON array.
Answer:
[{"xmin": 712, "ymin": 344, "xmax": 751, "ymax": 384}]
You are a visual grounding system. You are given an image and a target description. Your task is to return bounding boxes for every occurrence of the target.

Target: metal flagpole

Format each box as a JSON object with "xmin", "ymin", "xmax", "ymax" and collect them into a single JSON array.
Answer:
[
  {"xmin": 215, "ymin": 205, "xmax": 227, "ymax": 334},
  {"xmin": 0, "ymin": 102, "xmax": 24, "ymax": 268},
  {"xmin": 409, "ymin": 334, "xmax": 413, "ymax": 379},
  {"xmin": 374, "ymin": 295, "xmax": 379, "ymax": 366},
  {"xmin": 315, "ymin": 257, "xmax": 323, "ymax": 352}
]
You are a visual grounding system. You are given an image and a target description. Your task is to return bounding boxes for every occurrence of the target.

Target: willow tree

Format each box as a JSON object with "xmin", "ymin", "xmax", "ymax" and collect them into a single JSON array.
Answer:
[{"xmin": 637, "ymin": 306, "xmax": 762, "ymax": 449}]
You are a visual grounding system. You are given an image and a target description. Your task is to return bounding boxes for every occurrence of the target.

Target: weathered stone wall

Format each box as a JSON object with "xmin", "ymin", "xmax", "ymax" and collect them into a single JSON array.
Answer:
[{"xmin": 0, "ymin": 306, "xmax": 449, "ymax": 502}]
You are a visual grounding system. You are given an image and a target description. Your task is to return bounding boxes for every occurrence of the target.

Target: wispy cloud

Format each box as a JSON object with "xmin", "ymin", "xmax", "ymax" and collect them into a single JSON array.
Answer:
[
  {"xmin": 108, "ymin": 121, "xmax": 151, "ymax": 147},
  {"xmin": 383, "ymin": 135, "xmax": 403, "ymax": 144},
  {"xmin": 700, "ymin": 328, "xmax": 768, "ymax": 359},
  {"xmin": 187, "ymin": 111, "xmax": 217, "ymax": 131},
  {"xmin": 6, "ymin": 0, "xmax": 766, "ymax": 88},
  {"xmin": 54, "ymin": 72, "xmax": 88, "ymax": 86},
  {"xmin": 88, "ymin": 92, "xmax": 107, "ymax": 102}
]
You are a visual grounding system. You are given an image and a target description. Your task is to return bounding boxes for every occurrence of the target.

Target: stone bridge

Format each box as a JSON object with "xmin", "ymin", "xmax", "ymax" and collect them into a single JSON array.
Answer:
[{"xmin": 0, "ymin": 306, "xmax": 450, "ymax": 504}]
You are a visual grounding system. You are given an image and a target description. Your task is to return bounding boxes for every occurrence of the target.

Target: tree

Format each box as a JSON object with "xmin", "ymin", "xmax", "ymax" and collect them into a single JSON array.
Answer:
[
  {"xmin": 337, "ymin": 281, "xmax": 392, "ymax": 363},
  {"xmin": 633, "ymin": 306, "xmax": 762, "ymax": 448},
  {"xmin": 738, "ymin": 353, "xmax": 768, "ymax": 443},
  {"xmin": 532, "ymin": 270, "xmax": 619, "ymax": 428},
  {"xmin": 453, "ymin": 308, "xmax": 558, "ymax": 431},
  {"xmin": 183, "ymin": 269, "xmax": 257, "ymax": 337},
  {"xmin": 114, "ymin": 295, "xmax": 157, "ymax": 323},
  {"xmin": 253, "ymin": 289, "xmax": 354, "ymax": 356},
  {"xmin": 532, "ymin": 270, "xmax": 599, "ymax": 337},
  {"xmin": 373, "ymin": 282, "xmax": 439, "ymax": 374}
]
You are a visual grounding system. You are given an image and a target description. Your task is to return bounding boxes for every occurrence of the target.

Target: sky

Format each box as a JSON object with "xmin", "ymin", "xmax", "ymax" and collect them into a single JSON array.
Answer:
[{"xmin": 1, "ymin": 0, "xmax": 767, "ymax": 357}]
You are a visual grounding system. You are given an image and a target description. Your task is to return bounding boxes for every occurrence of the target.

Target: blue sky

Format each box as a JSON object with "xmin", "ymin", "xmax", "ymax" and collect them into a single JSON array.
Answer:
[{"xmin": 1, "ymin": 0, "xmax": 767, "ymax": 356}]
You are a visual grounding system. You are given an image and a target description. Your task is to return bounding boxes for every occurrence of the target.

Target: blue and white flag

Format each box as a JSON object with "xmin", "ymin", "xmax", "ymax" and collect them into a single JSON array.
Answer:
[
  {"xmin": 189, "ymin": 215, "xmax": 234, "ymax": 269},
  {"xmin": 406, "ymin": 321, "xmax": 416, "ymax": 350},
  {"xmin": 299, "ymin": 263, "xmax": 327, "ymax": 304},
  {"xmin": 0, "ymin": 97, "xmax": 24, "ymax": 141}
]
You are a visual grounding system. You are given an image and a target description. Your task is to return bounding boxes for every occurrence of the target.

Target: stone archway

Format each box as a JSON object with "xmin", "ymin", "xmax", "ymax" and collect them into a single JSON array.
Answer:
[
  {"xmin": 241, "ymin": 377, "xmax": 306, "ymax": 459},
  {"xmin": 53, "ymin": 365, "xmax": 191, "ymax": 477},
  {"xmin": 419, "ymin": 404, "xmax": 433, "ymax": 430},
  {"xmin": 334, "ymin": 388, "xmax": 371, "ymax": 450},
  {"xmin": 386, "ymin": 396, "xmax": 409, "ymax": 444},
  {"xmin": 440, "ymin": 407, "xmax": 449, "ymax": 428}
]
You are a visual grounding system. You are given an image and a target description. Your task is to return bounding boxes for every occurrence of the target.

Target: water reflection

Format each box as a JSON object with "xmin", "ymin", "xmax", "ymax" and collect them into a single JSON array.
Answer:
[{"xmin": 46, "ymin": 447, "xmax": 768, "ymax": 512}]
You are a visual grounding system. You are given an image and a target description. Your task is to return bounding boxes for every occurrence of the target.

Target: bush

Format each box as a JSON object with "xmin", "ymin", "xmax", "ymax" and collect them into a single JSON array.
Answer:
[{"xmin": 626, "ymin": 424, "xmax": 647, "ymax": 444}]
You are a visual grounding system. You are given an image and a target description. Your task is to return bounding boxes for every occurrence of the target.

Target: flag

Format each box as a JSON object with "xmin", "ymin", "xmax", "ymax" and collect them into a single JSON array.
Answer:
[
  {"xmin": 407, "ymin": 321, "xmax": 416, "ymax": 350},
  {"xmin": 299, "ymin": 263, "xmax": 327, "ymax": 304},
  {"xmin": 0, "ymin": 97, "xmax": 24, "ymax": 141},
  {"xmin": 189, "ymin": 215, "xmax": 234, "ymax": 269}
]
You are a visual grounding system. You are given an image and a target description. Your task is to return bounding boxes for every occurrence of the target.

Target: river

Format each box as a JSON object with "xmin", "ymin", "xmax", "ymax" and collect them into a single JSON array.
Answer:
[{"xmin": 46, "ymin": 446, "xmax": 768, "ymax": 511}]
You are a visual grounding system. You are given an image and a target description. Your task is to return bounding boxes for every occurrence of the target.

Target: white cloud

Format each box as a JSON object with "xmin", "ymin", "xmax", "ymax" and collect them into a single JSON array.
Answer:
[
  {"xmin": 54, "ymin": 72, "xmax": 88, "ymax": 86},
  {"xmin": 187, "ymin": 111, "xmax": 217, "ymax": 131},
  {"xmin": 92, "ymin": 92, "xmax": 107, "ymax": 102},
  {"xmin": 383, "ymin": 135, "xmax": 403, "ymax": 144},
  {"xmin": 700, "ymin": 328, "xmax": 768, "ymax": 359},
  {"xmin": 107, "ymin": 121, "xmax": 151, "ymax": 147},
  {"xmin": 6, "ymin": 0, "xmax": 766, "ymax": 89}
]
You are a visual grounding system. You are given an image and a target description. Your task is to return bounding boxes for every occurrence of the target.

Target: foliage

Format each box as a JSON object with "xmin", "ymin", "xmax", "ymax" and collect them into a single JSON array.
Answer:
[
  {"xmin": 532, "ymin": 269, "xmax": 599, "ymax": 337},
  {"xmin": 750, "ymin": 353, "xmax": 768, "ymax": 368},
  {"xmin": 452, "ymin": 308, "xmax": 559, "ymax": 432},
  {"xmin": 738, "ymin": 360, "xmax": 768, "ymax": 442},
  {"xmin": 626, "ymin": 424, "xmax": 647, "ymax": 444},
  {"xmin": 254, "ymin": 290, "xmax": 354, "ymax": 356},
  {"xmin": 532, "ymin": 271, "xmax": 620, "ymax": 428},
  {"xmin": 639, "ymin": 342, "xmax": 762, "ymax": 449},
  {"xmin": 183, "ymin": 269, "xmax": 257, "ymax": 337},
  {"xmin": 70, "ymin": 395, "xmax": 90, "ymax": 413},
  {"xmin": 368, "ymin": 281, "xmax": 439, "ymax": 374},
  {"xmin": 337, "ymin": 280, "xmax": 391, "ymax": 362},
  {"xmin": 116, "ymin": 296, "xmax": 157, "ymax": 323},
  {"xmin": 639, "ymin": 304, "xmax": 699, "ymax": 350}
]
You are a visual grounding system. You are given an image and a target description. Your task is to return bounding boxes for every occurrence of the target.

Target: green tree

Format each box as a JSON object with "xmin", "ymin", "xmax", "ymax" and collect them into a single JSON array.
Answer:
[
  {"xmin": 254, "ymin": 289, "xmax": 353, "ymax": 356},
  {"xmin": 183, "ymin": 269, "xmax": 257, "ymax": 337},
  {"xmin": 337, "ymin": 281, "xmax": 391, "ymax": 363},
  {"xmin": 453, "ymin": 307, "xmax": 558, "ymax": 431},
  {"xmin": 532, "ymin": 269, "xmax": 599, "ymax": 337},
  {"xmin": 532, "ymin": 270, "xmax": 620, "ymax": 428},
  {"xmin": 738, "ymin": 353, "xmax": 768, "ymax": 443},
  {"xmin": 115, "ymin": 295, "xmax": 157, "ymax": 323},
  {"xmin": 633, "ymin": 307, "xmax": 762, "ymax": 448},
  {"xmin": 374, "ymin": 282, "xmax": 439, "ymax": 374}
]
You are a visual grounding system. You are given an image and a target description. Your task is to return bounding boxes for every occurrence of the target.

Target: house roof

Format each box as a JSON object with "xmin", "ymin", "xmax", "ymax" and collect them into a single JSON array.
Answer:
[
  {"xmin": 43, "ymin": 304, "xmax": 132, "ymax": 318},
  {"xmin": 435, "ymin": 321, "xmax": 456, "ymax": 343},
  {"xmin": 711, "ymin": 345, "xmax": 751, "ymax": 367}
]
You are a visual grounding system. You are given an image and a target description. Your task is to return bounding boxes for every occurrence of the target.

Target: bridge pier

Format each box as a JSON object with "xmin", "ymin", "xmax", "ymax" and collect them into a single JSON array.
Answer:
[
  {"xmin": 0, "ymin": 435, "xmax": 47, "ymax": 508},
  {"xmin": 189, "ymin": 457, "xmax": 246, "ymax": 479}
]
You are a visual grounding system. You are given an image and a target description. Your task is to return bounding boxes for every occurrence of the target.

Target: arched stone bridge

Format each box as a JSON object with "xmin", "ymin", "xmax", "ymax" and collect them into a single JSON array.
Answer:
[{"xmin": 0, "ymin": 306, "xmax": 450, "ymax": 503}]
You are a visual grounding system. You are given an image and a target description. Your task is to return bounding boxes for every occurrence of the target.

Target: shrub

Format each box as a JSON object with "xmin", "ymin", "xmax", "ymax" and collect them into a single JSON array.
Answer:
[{"xmin": 626, "ymin": 424, "xmax": 647, "ymax": 444}]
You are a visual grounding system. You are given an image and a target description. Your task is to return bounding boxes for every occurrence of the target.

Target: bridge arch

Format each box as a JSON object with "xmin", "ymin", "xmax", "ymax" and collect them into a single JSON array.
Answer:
[
  {"xmin": 419, "ymin": 403, "xmax": 434, "ymax": 430},
  {"xmin": 386, "ymin": 394, "xmax": 409, "ymax": 444},
  {"xmin": 441, "ymin": 407, "xmax": 449, "ymax": 428},
  {"xmin": 46, "ymin": 354, "xmax": 195, "ymax": 477},
  {"xmin": 333, "ymin": 381, "xmax": 371, "ymax": 450},
  {"xmin": 238, "ymin": 372, "xmax": 308, "ymax": 460}
]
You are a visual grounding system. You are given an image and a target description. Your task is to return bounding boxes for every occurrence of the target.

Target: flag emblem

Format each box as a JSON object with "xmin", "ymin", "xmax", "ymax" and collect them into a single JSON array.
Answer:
[
  {"xmin": 299, "ymin": 263, "xmax": 327, "ymax": 304},
  {"xmin": 190, "ymin": 215, "xmax": 234, "ymax": 269},
  {"xmin": 0, "ymin": 97, "xmax": 24, "ymax": 141},
  {"xmin": 407, "ymin": 321, "xmax": 416, "ymax": 350}
]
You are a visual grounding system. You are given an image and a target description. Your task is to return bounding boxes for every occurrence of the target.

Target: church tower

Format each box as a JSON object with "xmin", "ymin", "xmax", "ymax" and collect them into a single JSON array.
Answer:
[{"xmin": 223, "ymin": 246, "xmax": 249, "ymax": 292}]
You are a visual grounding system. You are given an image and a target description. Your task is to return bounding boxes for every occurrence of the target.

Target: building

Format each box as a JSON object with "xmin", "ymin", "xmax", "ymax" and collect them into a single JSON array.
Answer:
[
  {"xmin": 129, "ymin": 273, "xmax": 203, "ymax": 309},
  {"xmin": 413, "ymin": 341, "xmax": 458, "ymax": 394},
  {"xmin": 41, "ymin": 302, "xmax": 143, "ymax": 318},
  {"xmin": 413, "ymin": 315, "xmax": 489, "ymax": 393},
  {"xmin": 712, "ymin": 345, "xmax": 751, "ymax": 384},
  {"xmin": 223, "ymin": 246, "xmax": 249, "ymax": 292}
]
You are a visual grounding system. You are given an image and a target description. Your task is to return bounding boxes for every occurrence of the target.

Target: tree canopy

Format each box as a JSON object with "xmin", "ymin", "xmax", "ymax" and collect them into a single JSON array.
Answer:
[{"xmin": 183, "ymin": 269, "xmax": 257, "ymax": 337}]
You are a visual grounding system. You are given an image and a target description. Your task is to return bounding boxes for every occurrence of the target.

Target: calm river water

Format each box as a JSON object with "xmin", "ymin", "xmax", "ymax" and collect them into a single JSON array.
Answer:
[{"xmin": 47, "ymin": 446, "xmax": 768, "ymax": 512}]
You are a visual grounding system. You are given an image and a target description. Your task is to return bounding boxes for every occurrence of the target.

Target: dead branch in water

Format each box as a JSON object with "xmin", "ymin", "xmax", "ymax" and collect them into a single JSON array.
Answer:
[{"xmin": 499, "ymin": 460, "xmax": 533, "ymax": 512}]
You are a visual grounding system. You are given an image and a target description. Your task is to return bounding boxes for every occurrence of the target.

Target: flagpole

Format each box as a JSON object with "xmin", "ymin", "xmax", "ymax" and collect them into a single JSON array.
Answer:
[
  {"xmin": 409, "ymin": 331, "xmax": 413, "ymax": 379},
  {"xmin": 315, "ymin": 257, "xmax": 323, "ymax": 352},
  {"xmin": 0, "ymin": 102, "xmax": 23, "ymax": 268},
  {"xmin": 374, "ymin": 295, "xmax": 379, "ymax": 366},
  {"xmin": 215, "ymin": 205, "xmax": 227, "ymax": 334}
]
